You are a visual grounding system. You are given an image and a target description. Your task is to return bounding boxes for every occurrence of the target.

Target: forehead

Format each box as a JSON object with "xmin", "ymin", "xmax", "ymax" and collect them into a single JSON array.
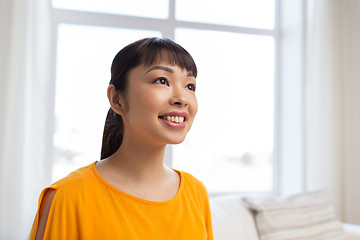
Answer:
[
  {"xmin": 140, "ymin": 49, "xmax": 197, "ymax": 77},
  {"xmin": 142, "ymin": 51, "xmax": 178, "ymax": 69}
]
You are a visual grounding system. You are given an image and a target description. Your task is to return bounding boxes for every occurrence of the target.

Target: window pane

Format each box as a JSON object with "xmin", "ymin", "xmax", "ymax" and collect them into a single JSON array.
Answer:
[
  {"xmin": 52, "ymin": 0, "xmax": 169, "ymax": 19},
  {"xmin": 176, "ymin": 0, "xmax": 275, "ymax": 29},
  {"xmin": 53, "ymin": 24, "xmax": 161, "ymax": 182},
  {"xmin": 174, "ymin": 28, "xmax": 274, "ymax": 192}
]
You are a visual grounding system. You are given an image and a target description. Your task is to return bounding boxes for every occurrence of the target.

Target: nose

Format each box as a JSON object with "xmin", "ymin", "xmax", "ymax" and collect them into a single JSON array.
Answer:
[
  {"xmin": 170, "ymin": 97, "xmax": 187, "ymax": 106},
  {"xmin": 169, "ymin": 87, "xmax": 187, "ymax": 107}
]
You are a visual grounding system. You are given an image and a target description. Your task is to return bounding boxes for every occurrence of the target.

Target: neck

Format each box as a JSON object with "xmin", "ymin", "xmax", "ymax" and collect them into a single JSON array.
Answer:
[{"xmin": 104, "ymin": 135, "xmax": 169, "ymax": 182}]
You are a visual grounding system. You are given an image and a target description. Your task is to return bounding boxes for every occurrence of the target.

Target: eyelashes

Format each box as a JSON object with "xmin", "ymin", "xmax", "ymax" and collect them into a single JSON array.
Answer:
[
  {"xmin": 153, "ymin": 77, "xmax": 196, "ymax": 92},
  {"xmin": 153, "ymin": 77, "xmax": 169, "ymax": 86},
  {"xmin": 186, "ymin": 83, "xmax": 196, "ymax": 92}
]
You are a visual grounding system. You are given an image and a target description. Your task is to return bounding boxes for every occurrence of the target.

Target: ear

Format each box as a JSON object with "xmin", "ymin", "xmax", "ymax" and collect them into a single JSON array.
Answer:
[{"xmin": 107, "ymin": 84, "xmax": 126, "ymax": 115}]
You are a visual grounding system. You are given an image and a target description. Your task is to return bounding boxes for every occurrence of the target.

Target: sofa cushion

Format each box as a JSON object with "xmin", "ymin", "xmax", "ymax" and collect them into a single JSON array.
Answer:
[
  {"xmin": 210, "ymin": 194, "xmax": 259, "ymax": 240},
  {"xmin": 343, "ymin": 223, "xmax": 360, "ymax": 240},
  {"xmin": 243, "ymin": 191, "xmax": 347, "ymax": 240}
]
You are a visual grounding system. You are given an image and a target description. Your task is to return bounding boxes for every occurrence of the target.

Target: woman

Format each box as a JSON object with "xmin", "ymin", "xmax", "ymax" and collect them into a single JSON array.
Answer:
[{"xmin": 29, "ymin": 37, "xmax": 213, "ymax": 239}]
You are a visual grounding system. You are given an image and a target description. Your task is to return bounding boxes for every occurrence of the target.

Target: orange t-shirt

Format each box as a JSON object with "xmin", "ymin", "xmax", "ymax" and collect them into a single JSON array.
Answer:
[{"xmin": 29, "ymin": 162, "xmax": 213, "ymax": 239}]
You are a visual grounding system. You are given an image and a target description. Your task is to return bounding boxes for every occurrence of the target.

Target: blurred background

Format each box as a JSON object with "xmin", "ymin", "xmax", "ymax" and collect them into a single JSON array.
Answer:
[{"xmin": 0, "ymin": 0, "xmax": 359, "ymax": 239}]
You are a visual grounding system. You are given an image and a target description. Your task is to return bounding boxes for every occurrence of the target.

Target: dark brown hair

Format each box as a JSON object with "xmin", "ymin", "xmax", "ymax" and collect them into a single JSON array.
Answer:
[{"xmin": 100, "ymin": 37, "xmax": 197, "ymax": 159}]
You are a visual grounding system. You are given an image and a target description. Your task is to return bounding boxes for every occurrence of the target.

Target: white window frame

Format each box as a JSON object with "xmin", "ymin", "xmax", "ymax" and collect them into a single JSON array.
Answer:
[
  {"xmin": 276, "ymin": 0, "xmax": 306, "ymax": 196},
  {"xmin": 48, "ymin": 0, "xmax": 306, "ymax": 195}
]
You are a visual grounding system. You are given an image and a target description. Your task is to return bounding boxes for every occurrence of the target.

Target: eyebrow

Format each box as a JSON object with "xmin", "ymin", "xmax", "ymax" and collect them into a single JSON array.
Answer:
[
  {"xmin": 146, "ymin": 65, "xmax": 195, "ymax": 77},
  {"xmin": 146, "ymin": 66, "xmax": 173, "ymax": 74}
]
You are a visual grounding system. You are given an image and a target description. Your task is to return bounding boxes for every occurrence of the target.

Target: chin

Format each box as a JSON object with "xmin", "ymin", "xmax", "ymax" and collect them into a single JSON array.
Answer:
[
  {"xmin": 166, "ymin": 136, "xmax": 186, "ymax": 145},
  {"xmin": 168, "ymin": 139, "xmax": 186, "ymax": 145}
]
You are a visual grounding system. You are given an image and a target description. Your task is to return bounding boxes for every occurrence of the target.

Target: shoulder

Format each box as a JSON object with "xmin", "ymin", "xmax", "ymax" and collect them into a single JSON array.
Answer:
[
  {"xmin": 32, "ymin": 163, "xmax": 97, "ymax": 239},
  {"xmin": 180, "ymin": 171, "xmax": 205, "ymax": 186},
  {"xmin": 42, "ymin": 162, "xmax": 100, "ymax": 211},
  {"xmin": 51, "ymin": 163, "xmax": 95, "ymax": 189},
  {"xmin": 51, "ymin": 162, "xmax": 96, "ymax": 190},
  {"xmin": 178, "ymin": 171, "xmax": 212, "ymax": 216},
  {"xmin": 179, "ymin": 170, "xmax": 208, "ymax": 196}
]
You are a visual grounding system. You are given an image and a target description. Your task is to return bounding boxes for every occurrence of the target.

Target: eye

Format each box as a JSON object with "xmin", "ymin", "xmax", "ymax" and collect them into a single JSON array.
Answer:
[
  {"xmin": 186, "ymin": 83, "xmax": 196, "ymax": 92},
  {"xmin": 154, "ymin": 77, "xmax": 169, "ymax": 86}
]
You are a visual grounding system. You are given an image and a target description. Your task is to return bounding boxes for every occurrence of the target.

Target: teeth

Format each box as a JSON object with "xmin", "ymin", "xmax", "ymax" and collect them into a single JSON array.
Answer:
[{"xmin": 161, "ymin": 116, "xmax": 185, "ymax": 123}]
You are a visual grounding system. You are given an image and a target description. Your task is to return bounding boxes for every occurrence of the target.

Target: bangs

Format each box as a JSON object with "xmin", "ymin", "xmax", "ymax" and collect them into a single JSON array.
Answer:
[{"xmin": 137, "ymin": 38, "xmax": 197, "ymax": 77}]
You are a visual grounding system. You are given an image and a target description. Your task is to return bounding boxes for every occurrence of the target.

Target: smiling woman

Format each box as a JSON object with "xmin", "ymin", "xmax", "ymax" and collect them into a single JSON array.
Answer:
[
  {"xmin": 29, "ymin": 38, "xmax": 213, "ymax": 240},
  {"xmin": 50, "ymin": 0, "xmax": 276, "ymax": 195}
]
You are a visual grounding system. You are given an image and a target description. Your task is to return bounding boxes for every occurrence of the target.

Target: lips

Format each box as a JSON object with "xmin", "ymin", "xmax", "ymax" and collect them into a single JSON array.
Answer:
[
  {"xmin": 159, "ymin": 115, "xmax": 185, "ymax": 123},
  {"xmin": 158, "ymin": 111, "xmax": 188, "ymax": 128}
]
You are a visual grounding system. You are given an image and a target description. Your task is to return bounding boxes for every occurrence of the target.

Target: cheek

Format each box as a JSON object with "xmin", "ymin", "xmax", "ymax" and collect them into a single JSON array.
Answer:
[
  {"xmin": 190, "ymin": 95, "xmax": 198, "ymax": 116},
  {"xmin": 148, "ymin": 93, "xmax": 168, "ymax": 109},
  {"xmin": 131, "ymin": 87, "xmax": 167, "ymax": 112}
]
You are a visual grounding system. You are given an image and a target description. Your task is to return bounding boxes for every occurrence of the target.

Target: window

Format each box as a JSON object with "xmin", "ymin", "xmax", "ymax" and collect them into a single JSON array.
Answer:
[{"xmin": 51, "ymin": 0, "xmax": 277, "ymax": 193}]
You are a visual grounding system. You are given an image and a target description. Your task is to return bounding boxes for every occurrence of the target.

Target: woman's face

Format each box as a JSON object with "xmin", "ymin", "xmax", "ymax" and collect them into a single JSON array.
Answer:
[{"xmin": 120, "ymin": 61, "xmax": 198, "ymax": 147}]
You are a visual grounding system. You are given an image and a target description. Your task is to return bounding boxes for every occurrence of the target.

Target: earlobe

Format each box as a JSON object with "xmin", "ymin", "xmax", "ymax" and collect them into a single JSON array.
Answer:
[{"xmin": 107, "ymin": 84, "xmax": 125, "ymax": 115}]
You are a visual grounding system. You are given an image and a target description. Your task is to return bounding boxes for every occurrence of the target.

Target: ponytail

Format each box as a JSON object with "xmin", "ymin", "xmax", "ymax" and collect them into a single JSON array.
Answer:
[{"xmin": 100, "ymin": 108, "xmax": 124, "ymax": 159}]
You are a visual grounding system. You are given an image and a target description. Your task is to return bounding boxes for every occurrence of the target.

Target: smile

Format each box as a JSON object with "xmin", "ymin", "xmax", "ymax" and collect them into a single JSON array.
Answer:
[
  {"xmin": 159, "ymin": 116, "xmax": 185, "ymax": 123},
  {"xmin": 158, "ymin": 111, "xmax": 188, "ymax": 129}
]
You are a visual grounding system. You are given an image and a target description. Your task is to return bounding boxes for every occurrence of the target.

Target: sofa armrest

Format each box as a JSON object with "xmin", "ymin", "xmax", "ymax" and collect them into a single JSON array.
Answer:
[
  {"xmin": 343, "ymin": 223, "xmax": 360, "ymax": 239},
  {"xmin": 210, "ymin": 194, "xmax": 259, "ymax": 240}
]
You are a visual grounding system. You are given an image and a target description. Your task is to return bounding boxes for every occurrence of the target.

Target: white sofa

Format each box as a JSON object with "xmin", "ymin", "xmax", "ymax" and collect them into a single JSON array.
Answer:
[{"xmin": 210, "ymin": 194, "xmax": 360, "ymax": 240}]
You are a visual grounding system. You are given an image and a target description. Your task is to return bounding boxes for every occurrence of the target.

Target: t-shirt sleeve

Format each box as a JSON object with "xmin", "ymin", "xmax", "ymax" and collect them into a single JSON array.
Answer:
[
  {"xmin": 29, "ymin": 164, "xmax": 99, "ymax": 240},
  {"xmin": 29, "ymin": 185, "xmax": 84, "ymax": 239},
  {"xmin": 199, "ymin": 181, "xmax": 214, "ymax": 240},
  {"xmin": 29, "ymin": 186, "xmax": 57, "ymax": 240},
  {"xmin": 182, "ymin": 172, "xmax": 214, "ymax": 240}
]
